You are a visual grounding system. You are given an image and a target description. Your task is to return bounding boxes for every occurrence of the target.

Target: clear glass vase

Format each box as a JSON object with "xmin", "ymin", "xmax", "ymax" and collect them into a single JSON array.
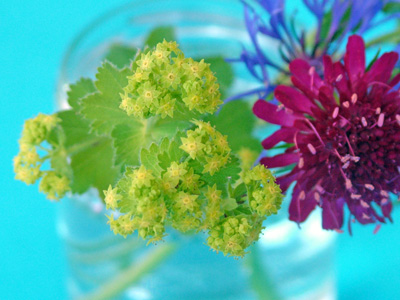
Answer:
[{"xmin": 56, "ymin": 1, "xmax": 337, "ymax": 299}]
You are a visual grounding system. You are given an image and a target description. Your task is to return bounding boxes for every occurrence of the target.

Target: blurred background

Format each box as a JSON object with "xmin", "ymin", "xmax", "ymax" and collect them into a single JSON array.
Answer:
[{"xmin": 1, "ymin": 0, "xmax": 400, "ymax": 299}]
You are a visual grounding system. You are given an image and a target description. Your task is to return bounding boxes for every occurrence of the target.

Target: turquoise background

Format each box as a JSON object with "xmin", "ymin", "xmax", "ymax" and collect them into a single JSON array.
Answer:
[{"xmin": 1, "ymin": 0, "xmax": 399, "ymax": 299}]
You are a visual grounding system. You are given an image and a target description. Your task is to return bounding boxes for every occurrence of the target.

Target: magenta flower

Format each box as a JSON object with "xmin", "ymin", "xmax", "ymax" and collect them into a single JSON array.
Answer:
[{"xmin": 253, "ymin": 35, "xmax": 400, "ymax": 232}]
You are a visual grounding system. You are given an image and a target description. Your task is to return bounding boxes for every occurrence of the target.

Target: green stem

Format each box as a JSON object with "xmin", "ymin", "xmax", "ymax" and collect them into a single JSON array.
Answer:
[
  {"xmin": 365, "ymin": 28, "xmax": 400, "ymax": 48},
  {"xmin": 77, "ymin": 242, "xmax": 178, "ymax": 300},
  {"xmin": 246, "ymin": 244, "xmax": 282, "ymax": 300},
  {"xmin": 68, "ymin": 237, "xmax": 144, "ymax": 264},
  {"xmin": 65, "ymin": 137, "xmax": 104, "ymax": 155}
]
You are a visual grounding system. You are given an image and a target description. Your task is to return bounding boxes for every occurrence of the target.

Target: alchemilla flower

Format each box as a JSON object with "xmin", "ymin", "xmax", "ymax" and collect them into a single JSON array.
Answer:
[
  {"xmin": 121, "ymin": 40, "xmax": 222, "ymax": 119},
  {"xmin": 14, "ymin": 30, "xmax": 283, "ymax": 258},
  {"xmin": 107, "ymin": 121, "xmax": 283, "ymax": 257},
  {"xmin": 254, "ymin": 35, "xmax": 400, "ymax": 232}
]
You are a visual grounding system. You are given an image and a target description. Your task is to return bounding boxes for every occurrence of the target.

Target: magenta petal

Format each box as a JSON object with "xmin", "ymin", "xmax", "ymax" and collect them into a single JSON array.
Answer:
[
  {"xmin": 262, "ymin": 128, "xmax": 296, "ymax": 149},
  {"xmin": 321, "ymin": 198, "xmax": 345, "ymax": 230},
  {"xmin": 288, "ymin": 186, "xmax": 317, "ymax": 223},
  {"xmin": 348, "ymin": 203, "xmax": 375, "ymax": 225},
  {"xmin": 323, "ymin": 55, "xmax": 335, "ymax": 84},
  {"xmin": 333, "ymin": 62, "xmax": 351, "ymax": 98},
  {"xmin": 366, "ymin": 52, "xmax": 399, "ymax": 83},
  {"xmin": 344, "ymin": 35, "xmax": 365, "ymax": 85},
  {"xmin": 291, "ymin": 76, "xmax": 318, "ymax": 100},
  {"xmin": 289, "ymin": 58, "xmax": 310, "ymax": 74},
  {"xmin": 252, "ymin": 33, "xmax": 398, "ymax": 232},
  {"xmin": 318, "ymin": 85, "xmax": 336, "ymax": 108},
  {"xmin": 275, "ymin": 85, "xmax": 316, "ymax": 115},
  {"xmin": 276, "ymin": 167, "xmax": 300, "ymax": 192},
  {"xmin": 381, "ymin": 200, "xmax": 393, "ymax": 221},
  {"xmin": 260, "ymin": 152, "xmax": 299, "ymax": 168},
  {"xmin": 253, "ymin": 99, "xmax": 299, "ymax": 127},
  {"xmin": 290, "ymin": 59, "xmax": 323, "ymax": 89}
]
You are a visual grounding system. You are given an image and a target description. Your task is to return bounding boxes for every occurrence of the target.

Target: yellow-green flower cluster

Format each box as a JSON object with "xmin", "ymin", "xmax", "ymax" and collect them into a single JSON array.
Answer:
[
  {"xmin": 205, "ymin": 166, "xmax": 283, "ymax": 257},
  {"xmin": 39, "ymin": 171, "xmax": 70, "ymax": 200},
  {"xmin": 19, "ymin": 113, "xmax": 59, "ymax": 146},
  {"xmin": 14, "ymin": 113, "xmax": 70, "ymax": 200},
  {"xmin": 106, "ymin": 165, "xmax": 168, "ymax": 242},
  {"xmin": 105, "ymin": 121, "xmax": 283, "ymax": 257},
  {"xmin": 207, "ymin": 216, "xmax": 263, "ymax": 257},
  {"xmin": 13, "ymin": 37, "xmax": 284, "ymax": 259},
  {"xmin": 120, "ymin": 40, "xmax": 222, "ymax": 119},
  {"xmin": 180, "ymin": 120, "xmax": 230, "ymax": 175},
  {"xmin": 242, "ymin": 165, "xmax": 283, "ymax": 216}
]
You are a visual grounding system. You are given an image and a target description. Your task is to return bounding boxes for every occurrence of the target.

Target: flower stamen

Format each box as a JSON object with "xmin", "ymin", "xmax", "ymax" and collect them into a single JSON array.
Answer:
[
  {"xmin": 307, "ymin": 143, "xmax": 316, "ymax": 155},
  {"xmin": 344, "ymin": 135, "xmax": 355, "ymax": 156},
  {"xmin": 396, "ymin": 114, "xmax": 400, "ymax": 126},
  {"xmin": 305, "ymin": 119, "xmax": 325, "ymax": 146},
  {"xmin": 361, "ymin": 117, "xmax": 368, "ymax": 127},
  {"xmin": 345, "ymin": 179, "xmax": 353, "ymax": 190},
  {"xmin": 298, "ymin": 157, "xmax": 304, "ymax": 168},
  {"xmin": 351, "ymin": 93, "xmax": 358, "ymax": 104},
  {"xmin": 377, "ymin": 113, "xmax": 385, "ymax": 127},
  {"xmin": 373, "ymin": 224, "xmax": 382, "ymax": 234},
  {"xmin": 342, "ymin": 161, "xmax": 350, "ymax": 169},
  {"xmin": 314, "ymin": 192, "xmax": 320, "ymax": 203},
  {"xmin": 362, "ymin": 213, "xmax": 370, "ymax": 220},
  {"xmin": 364, "ymin": 184, "xmax": 375, "ymax": 191},
  {"xmin": 332, "ymin": 107, "xmax": 339, "ymax": 119}
]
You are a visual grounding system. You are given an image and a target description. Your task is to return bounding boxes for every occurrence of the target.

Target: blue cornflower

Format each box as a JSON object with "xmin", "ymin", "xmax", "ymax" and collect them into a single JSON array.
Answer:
[{"xmin": 227, "ymin": 0, "xmax": 400, "ymax": 102}]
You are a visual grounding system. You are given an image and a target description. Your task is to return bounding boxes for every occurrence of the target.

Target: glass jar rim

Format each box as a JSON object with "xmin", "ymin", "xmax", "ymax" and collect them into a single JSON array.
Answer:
[{"xmin": 57, "ymin": 0, "xmax": 247, "ymax": 93}]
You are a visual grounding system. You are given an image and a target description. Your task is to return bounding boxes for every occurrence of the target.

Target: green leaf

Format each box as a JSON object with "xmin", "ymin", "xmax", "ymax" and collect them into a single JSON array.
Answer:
[
  {"xmin": 150, "ymin": 118, "xmax": 191, "ymax": 141},
  {"xmin": 104, "ymin": 44, "xmax": 138, "ymax": 69},
  {"xmin": 273, "ymin": 163, "xmax": 296, "ymax": 175},
  {"xmin": 57, "ymin": 110, "xmax": 120, "ymax": 196},
  {"xmin": 67, "ymin": 78, "xmax": 96, "ymax": 110},
  {"xmin": 111, "ymin": 121, "xmax": 149, "ymax": 167},
  {"xmin": 383, "ymin": 2, "xmax": 400, "ymax": 13},
  {"xmin": 366, "ymin": 48, "xmax": 382, "ymax": 71},
  {"xmin": 80, "ymin": 62, "xmax": 134, "ymax": 135},
  {"xmin": 330, "ymin": 6, "xmax": 352, "ymax": 42},
  {"xmin": 270, "ymin": 143, "xmax": 295, "ymax": 150},
  {"xmin": 206, "ymin": 100, "xmax": 262, "ymax": 153},
  {"xmin": 191, "ymin": 155, "xmax": 241, "ymax": 193},
  {"xmin": 140, "ymin": 142, "xmax": 167, "ymax": 176},
  {"xmin": 144, "ymin": 26, "xmax": 176, "ymax": 48},
  {"xmin": 365, "ymin": 27, "xmax": 400, "ymax": 48},
  {"xmin": 319, "ymin": 12, "xmax": 332, "ymax": 41},
  {"xmin": 112, "ymin": 118, "xmax": 188, "ymax": 168},
  {"xmin": 157, "ymin": 135, "xmax": 186, "ymax": 170},
  {"xmin": 204, "ymin": 56, "xmax": 234, "ymax": 96},
  {"xmin": 203, "ymin": 155, "xmax": 241, "ymax": 184},
  {"xmin": 233, "ymin": 182, "xmax": 247, "ymax": 199},
  {"xmin": 221, "ymin": 197, "xmax": 238, "ymax": 211}
]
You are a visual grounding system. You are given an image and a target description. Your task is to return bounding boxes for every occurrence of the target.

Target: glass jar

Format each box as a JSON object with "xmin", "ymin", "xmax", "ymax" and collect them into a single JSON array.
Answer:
[{"xmin": 56, "ymin": 1, "xmax": 337, "ymax": 299}]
